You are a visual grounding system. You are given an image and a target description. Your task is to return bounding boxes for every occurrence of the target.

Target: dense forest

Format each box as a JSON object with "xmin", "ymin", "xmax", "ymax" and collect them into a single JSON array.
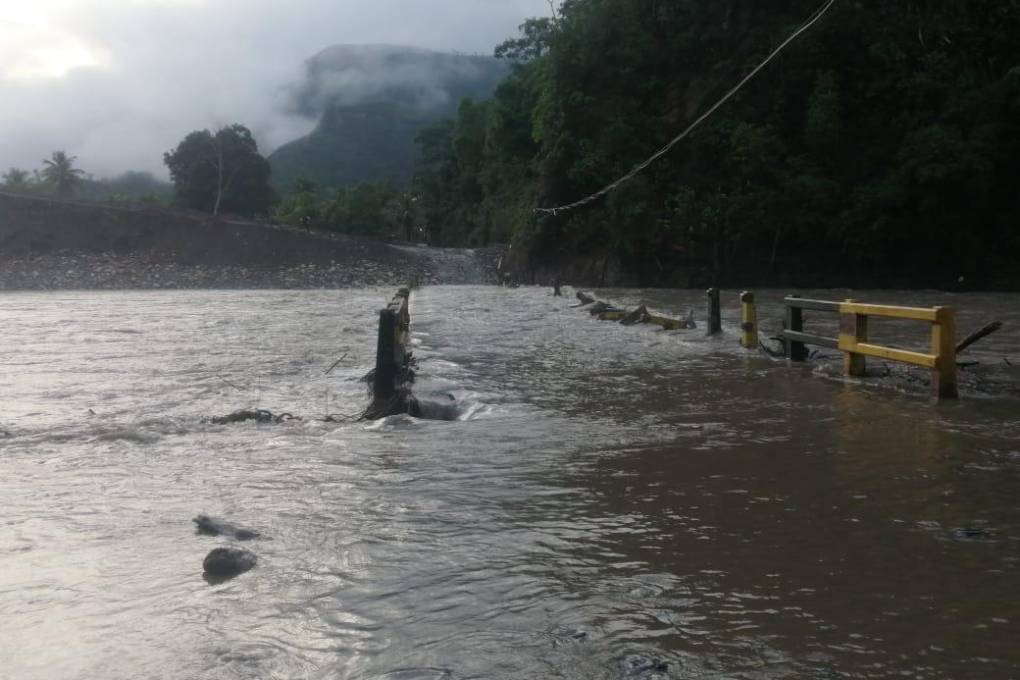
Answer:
[
  {"xmin": 5, "ymin": 3, "xmax": 1018, "ymax": 289},
  {"xmin": 412, "ymin": 0, "xmax": 1020, "ymax": 288}
]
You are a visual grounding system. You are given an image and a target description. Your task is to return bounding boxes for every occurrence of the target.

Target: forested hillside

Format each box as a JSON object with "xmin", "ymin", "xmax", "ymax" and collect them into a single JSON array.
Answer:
[
  {"xmin": 414, "ymin": 1, "xmax": 1020, "ymax": 288},
  {"xmin": 269, "ymin": 45, "xmax": 508, "ymax": 190}
]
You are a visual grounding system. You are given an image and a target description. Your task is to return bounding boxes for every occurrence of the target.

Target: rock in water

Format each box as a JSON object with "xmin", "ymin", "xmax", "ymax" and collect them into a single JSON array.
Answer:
[
  {"xmin": 409, "ymin": 398, "xmax": 461, "ymax": 421},
  {"xmin": 193, "ymin": 515, "xmax": 260, "ymax": 540},
  {"xmin": 203, "ymin": 548, "xmax": 257, "ymax": 577}
]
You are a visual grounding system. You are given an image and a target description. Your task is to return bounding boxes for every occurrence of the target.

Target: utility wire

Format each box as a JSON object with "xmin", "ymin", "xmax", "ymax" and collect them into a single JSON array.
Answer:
[{"xmin": 535, "ymin": 0, "xmax": 838, "ymax": 216}]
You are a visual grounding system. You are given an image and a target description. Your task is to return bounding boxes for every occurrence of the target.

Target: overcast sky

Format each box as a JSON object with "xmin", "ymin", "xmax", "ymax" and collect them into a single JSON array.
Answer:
[{"xmin": 0, "ymin": 0, "xmax": 554, "ymax": 180}]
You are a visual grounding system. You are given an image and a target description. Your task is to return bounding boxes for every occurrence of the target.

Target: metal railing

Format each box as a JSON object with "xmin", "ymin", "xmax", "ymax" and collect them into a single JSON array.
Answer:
[{"xmin": 780, "ymin": 296, "xmax": 958, "ymax": 399}]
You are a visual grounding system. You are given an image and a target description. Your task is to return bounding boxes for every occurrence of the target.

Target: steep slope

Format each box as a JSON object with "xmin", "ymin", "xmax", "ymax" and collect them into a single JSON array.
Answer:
[
  {"xmin": 269, "ymin": 45, "xmax": 508, "ymax": 191},
  {"xmin": 0, "ymin": 191, "xmax": 502, "ymax": 289}
]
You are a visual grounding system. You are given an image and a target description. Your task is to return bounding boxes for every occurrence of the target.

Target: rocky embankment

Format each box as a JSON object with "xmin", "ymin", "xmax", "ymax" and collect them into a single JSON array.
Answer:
[{"xmin": 0, "ymin": 192, "xmax": 501, "ymax": 289}]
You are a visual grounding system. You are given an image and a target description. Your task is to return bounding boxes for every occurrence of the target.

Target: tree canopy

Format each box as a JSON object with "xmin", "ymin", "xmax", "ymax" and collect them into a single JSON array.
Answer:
[
  {"xmin": 40, "ymin": 151, "xmax": 86, "ymax": 199},
  {"xmin": 163, "ymin": 124, "xmax": 274, "ymax": 217},
  {"xmin": 412, "ymin": 0, "xmax": 1020, "ymax": 288},
  {"xmin": 1, "ymin": 168, "xmax": 33, "ymax": 193},
  {"xmin": 272, "ymin": 180, "xmax": 419, "ymax": 241}
]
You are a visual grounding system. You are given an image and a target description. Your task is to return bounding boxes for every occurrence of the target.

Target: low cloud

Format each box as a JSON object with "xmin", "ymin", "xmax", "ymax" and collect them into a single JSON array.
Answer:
[
  {"xmin": 293, "ymin": 44, "xmax": 508, "ymax": 114},
  {"xmin": 0, "ymin": 0, "xmax": 553, "ymax": 179}
]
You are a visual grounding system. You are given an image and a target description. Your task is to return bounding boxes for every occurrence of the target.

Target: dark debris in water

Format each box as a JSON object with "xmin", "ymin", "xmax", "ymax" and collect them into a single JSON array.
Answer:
[
  {"xmin": 193, "ymin": 514, "xmax": 261, "ymax": 540},
  {"xmin": 951, "ymin": 526, "xmax": 998, "ymax": 542},
  {"xmin": 202, "ymin": 547, "xmax": 257, "ymax": 584},
  {"xmin": 210, "ymin": 409, "xmax": 300, "ymax": 425},
  {"xmin": 804, "ymin": 359, "xmax": 1020, "ymax": 398},
  {"xmin": 619, "ymin": 655, "xmax": 670, "ymax": 678}
]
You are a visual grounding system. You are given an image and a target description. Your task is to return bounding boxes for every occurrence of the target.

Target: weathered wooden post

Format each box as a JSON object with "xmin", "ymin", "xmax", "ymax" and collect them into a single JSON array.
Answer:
[
  {"xmin": 932, "ymin": 306, "xmax": 959, "ymax": 399},
  {"xmin": 740, "ymin": 292, "xmax": 758, "ymax": 349},
  {"xmin": 785, "ymin": 295, "xmax": 809, "ymax": 362},
  {"xmin": 372, "ymin": 308, "xmax": 398, "ymax": 401},
  {"xmin": 706, "ymin": 288, "xmax": 721, "ymax": 335},
  {"xmin": 840, "ymin": 299, "xmax": 868, "ymax": 377}
]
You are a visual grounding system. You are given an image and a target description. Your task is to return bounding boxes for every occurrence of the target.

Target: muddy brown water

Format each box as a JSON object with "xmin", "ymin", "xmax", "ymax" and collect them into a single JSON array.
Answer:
[{"xmin": 0, "ymin": 287, "xmax": 1017, "ymax": 679}]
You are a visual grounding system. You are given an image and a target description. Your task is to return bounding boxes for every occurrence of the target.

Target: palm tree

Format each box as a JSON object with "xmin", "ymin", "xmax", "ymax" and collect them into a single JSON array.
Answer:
[{"xmin": 40, "ymin": 151, "xmax": 85, "ymax": 198}]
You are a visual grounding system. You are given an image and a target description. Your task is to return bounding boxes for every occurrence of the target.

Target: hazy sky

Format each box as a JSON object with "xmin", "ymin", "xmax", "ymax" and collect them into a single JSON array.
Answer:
[{"xmin": 0, "ymin": 0, "xmax": 554, "ymax": 179}]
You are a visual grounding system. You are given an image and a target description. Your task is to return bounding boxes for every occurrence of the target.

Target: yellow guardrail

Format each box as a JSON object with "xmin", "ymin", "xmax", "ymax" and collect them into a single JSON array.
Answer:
[{"xmin": 837, "ymin": 301, "xmax": 957, "ymax": 398}]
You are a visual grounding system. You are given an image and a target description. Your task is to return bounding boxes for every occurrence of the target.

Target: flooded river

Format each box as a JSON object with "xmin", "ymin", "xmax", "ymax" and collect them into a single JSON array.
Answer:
[{"xmin": 1, "ymin": 286, "xmax": 1018, "ymax": 679}]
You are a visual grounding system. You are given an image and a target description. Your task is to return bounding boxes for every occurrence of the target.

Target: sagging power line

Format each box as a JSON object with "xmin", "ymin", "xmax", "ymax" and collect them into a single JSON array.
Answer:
[{"xmin": 535, "ymin": 0, "xmax": 838, "ymax": 216}]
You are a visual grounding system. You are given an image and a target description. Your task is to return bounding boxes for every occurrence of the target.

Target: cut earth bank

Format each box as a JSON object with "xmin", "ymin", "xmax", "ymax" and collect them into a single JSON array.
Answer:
[{"xmin": 0, "ymin": 192, "xmax": 501, "ymax": 290}]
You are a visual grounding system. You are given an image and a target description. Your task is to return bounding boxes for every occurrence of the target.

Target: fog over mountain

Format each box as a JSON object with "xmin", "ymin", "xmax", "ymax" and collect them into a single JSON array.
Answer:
[
  {"xmin": 0, "ymin": 0, "xmax": 553, "ymax": 179},
  {"xmin": 269, "ymin": 45, "xmax": 509, "ymax": 190},
  {"xmin": 292, "ymin": 44, "xmax": 508, "ymax": 115}
]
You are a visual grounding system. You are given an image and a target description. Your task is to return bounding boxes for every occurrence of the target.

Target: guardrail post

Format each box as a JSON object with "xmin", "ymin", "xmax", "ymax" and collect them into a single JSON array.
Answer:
[
  {"xmin": 706, "ymin": 288, "xmax": 721, "ymax": 335},
  {"xmin": 740, "ymin": 292, "xmax": 758, "ymax": 349},
  {"xmin": 373, "ymin": 309, "xmax": 397, "ymax": 401},
  {"xmin": 840, "ymin": 299, "xmax": 867, "ymax": 377},
  {"xmin": 933, "ymin": 307, "xmax": 958, "ymax": 399},
  {"xmin": 785, "ymin": 295, "xmax": 809, "ymax": 362}
]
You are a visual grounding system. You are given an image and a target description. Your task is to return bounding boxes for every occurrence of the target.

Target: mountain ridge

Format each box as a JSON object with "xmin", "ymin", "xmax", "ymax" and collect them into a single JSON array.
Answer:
[{"xmin": 268, "ymin": 44, "xmax": 509, "ymax": 190}]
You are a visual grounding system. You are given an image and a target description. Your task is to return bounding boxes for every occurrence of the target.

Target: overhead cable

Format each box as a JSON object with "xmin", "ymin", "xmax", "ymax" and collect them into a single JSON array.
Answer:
[{"xmin": 535, "ymin": 0, "xmax": 838, "ymax": 216}]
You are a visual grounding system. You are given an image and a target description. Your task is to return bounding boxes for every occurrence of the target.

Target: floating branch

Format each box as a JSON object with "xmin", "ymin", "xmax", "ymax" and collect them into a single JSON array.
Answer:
[
  {"xmin": 324, "ymin": 352, "xmax": 349, "ymax": 375},
  {"xmin": 956, "ymin": 321, "xmax": 1003, "ymax": 355}
]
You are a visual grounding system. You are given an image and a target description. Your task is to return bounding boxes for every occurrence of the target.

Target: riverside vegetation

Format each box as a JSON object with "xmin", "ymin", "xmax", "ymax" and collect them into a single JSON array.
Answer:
[
  {"xmin": 4, "ymin": 2, "xmax": 1019, "ymax": 288},
  {"xmin": 412, "ymin": 0, "xmax": 1020, "ymax": 288}
]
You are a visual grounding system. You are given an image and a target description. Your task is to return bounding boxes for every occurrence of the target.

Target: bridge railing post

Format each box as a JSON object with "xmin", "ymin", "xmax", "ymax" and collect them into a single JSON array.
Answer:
[
  {"xmin": 740, "ymin": 292, "xmax": 758, "ymax": 349},
  {"xmin": 706, "ymin": 288, "xmax": 721, "ymax": 336},
  {"xmin": 932, "ymin": 307, "xmax": 958, "ymax": 400},
  {"xmin": 372, "ymin": 308, "xmax": 398, "ymax": 401},
  {"xmin": 785, "ymin": 295, "xmax": 809, "ymax": 362},
  {"xmin": 840, "ymin": 299, "xmax": 868, "ymax": 377}
]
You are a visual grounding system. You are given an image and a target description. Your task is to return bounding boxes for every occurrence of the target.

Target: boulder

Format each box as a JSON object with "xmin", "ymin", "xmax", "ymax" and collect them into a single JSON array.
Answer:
[{"xmin": 203, "ymin": 547, "xmax": 257, "ymax": 578}]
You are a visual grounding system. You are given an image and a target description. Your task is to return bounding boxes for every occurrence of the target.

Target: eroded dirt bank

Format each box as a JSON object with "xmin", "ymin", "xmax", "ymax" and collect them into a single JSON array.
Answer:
[{"xmin": 0, "ymin": 192, "xmax": 501, "ymax": 289}]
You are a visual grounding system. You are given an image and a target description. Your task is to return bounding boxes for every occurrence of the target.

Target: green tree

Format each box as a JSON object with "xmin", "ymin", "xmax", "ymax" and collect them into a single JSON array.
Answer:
[
  {"xmin": 163, "ymin": 124, "xmax": 274, "ymax": 216},
  {"xmin": 410, "ymin": 0, "xmax": 1020, "ymax": 287},
  {"xmin": 273, "ymin": 187, "xmax": 327, "ymax": 228},
  {"xmin": 326, "ymin": 182, "xmax": 402, "ymax": 236},
  {"xmin": 1, "ymin": 168, "xmax": 33, "ymax": 192},
  {"xmin": 40, "ymin": 151, "xmax": 85, "ymax": 198}
]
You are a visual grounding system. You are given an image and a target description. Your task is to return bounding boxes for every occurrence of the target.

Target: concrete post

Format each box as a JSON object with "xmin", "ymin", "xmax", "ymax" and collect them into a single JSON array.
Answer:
[
  {"xmin": 372, "ymin": 309, "xmax": 397, "ymax": 400},
  {"xmin": 706, "ymin": 288, "xmax": 721, "ymax": 335}
]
